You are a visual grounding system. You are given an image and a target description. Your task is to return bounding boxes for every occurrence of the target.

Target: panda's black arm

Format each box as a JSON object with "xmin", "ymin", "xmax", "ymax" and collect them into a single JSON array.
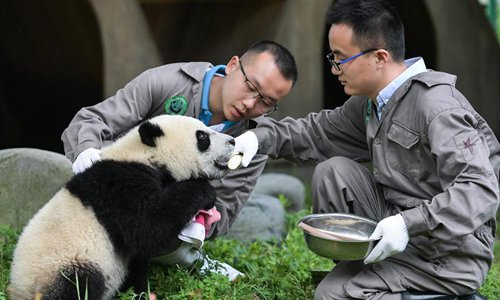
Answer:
[
  {"xmin": 102, "ymin": 176, "xmax": 217, "ymax": 257},
  {"xmin": 142, "ymin": 178, "xmax": 217, "ymax": 256},
  {"xmin": 162, "ymin": 178, "xmax": 217, "ymax": 214},
  {"xmin": 67, "ymin": 162, "xmax": 216, "ymax": 256},
  {"xmin": 66, "ymin": 161, "xmax": 181, "ymax": 254}
]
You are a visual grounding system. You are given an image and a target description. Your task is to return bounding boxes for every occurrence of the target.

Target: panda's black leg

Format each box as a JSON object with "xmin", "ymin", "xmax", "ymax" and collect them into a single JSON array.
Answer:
[
  {"xmin": 123, "ymin": 256, "xmax": 150, "ymax": 295},
  {"xmin": 45, "ymin": 264, "xmax": 106, "ymax": 300}
]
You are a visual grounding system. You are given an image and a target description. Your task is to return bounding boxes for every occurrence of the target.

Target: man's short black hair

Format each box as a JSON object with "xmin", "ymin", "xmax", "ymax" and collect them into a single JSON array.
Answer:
[
  {"xmin": 326, "ymin": 0, "xmax": 405, "ymax": 62},
  {"xmin": 243, "ymin": 40, "xmax": 298, "ymax": 85}
]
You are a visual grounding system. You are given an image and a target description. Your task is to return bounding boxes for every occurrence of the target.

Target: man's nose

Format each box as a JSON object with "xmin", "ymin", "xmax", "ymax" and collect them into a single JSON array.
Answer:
[
  {"xmin": 243, "ymin": 96, "xmax": 259, "ymax": 109},
  {"xmin": 331, "ymin": 65, "xmax": 342, "ymax": 76}
]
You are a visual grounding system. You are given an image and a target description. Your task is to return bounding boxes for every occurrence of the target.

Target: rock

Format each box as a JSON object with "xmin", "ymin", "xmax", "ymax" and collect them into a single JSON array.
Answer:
[
  {"xmin": 225, "ymin": 194, "xmax": 286, "ymax": 244},
  {"xmin": 224, "ymin": 173, "xmax": 305, "ymax": 243},
  {"xmin": 0, "ymin": 148, "xmax": 72, "ymax": 229},
  {"xmin": 253, "ymin": 173, "xmax": 305, "ymax": 212}
]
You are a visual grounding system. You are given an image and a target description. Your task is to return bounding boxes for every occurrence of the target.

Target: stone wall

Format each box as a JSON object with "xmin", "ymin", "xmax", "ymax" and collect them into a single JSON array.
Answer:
[{"xmin": 1, "ymin": 0, "xmax": 498, "ymax": 151}]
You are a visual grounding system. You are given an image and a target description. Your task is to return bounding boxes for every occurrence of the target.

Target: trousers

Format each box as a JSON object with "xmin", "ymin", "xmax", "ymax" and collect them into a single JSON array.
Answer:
[{"xmin": 311, "ymin": 157, "xmax": 488, "ymax": 300}]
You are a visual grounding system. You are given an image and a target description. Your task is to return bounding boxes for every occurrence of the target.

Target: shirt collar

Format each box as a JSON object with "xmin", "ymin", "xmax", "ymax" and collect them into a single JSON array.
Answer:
[{"xmin": 375, "ymin": 57, "xmax": 427, "ymax": 117}]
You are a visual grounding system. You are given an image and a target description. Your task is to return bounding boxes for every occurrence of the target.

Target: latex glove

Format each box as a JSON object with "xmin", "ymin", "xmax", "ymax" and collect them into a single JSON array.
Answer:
[
  {"xmin": 177, "ymin": 207, "xmax": 221, "ymax": 248},
  {"xmin": 199, "ymin": 254, "xmax": 244, "ymax": 281},
  {"xmin": 72, "ymin": 148, "xmax": 101, "ymax": 174},
  {"xmin": 178, "ymin": 221, "xmax": 205, "ymax": 249},
  {"xmin": 364, "ymin": 214, "xmax": 409, "ymax": 264},
  {"xmin": 151, "ymin": 241, "xmax": 202, "ymax": 268},
  {"xmin": 233, "ymin": 131, "xmax": 258, "ymax": 167}
]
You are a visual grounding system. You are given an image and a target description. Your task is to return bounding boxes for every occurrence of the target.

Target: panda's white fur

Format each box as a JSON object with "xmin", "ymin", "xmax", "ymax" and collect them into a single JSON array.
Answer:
[
  {"xmin": 102, "ymin": 114, "xmax": 233, "ymax": 181},
  {"xmin": 9, "ymin": 115, "xmax": 234, "ymax": 300},
  {"xmin": 9, "ymin": 189, "xmax": 126, "ymax": 300}
]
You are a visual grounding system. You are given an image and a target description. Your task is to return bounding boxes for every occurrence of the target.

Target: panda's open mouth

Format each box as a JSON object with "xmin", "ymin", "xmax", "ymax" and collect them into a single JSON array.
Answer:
[{"xmin": 214, "ymin": 159, "xmax": 229, "ymax": 170}]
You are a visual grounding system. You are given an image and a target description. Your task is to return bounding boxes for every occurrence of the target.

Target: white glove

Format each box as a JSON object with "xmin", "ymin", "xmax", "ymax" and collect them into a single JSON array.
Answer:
[
  {"xmin": 199, "ymin": 254, "xmax": 244, "ymax": 281},
  {"xmin": 72, "ymin": 148, "xmax": 101, "ymax": 174},
  {"xmin": 178, "ymin": 221, "xmax": 205, "ymax": 249},
  {"xmin": 233, "ymin": 131, "xmax": 258, "ymax": 167},
  {"xmin": 152, "ymin": 242, "xmax": 243, "ymax": 281},
  {"xmin": 364, "ymin": 214, "xmax": 409, "ymax": 264},
  {"xmin": 151, "ymin": 241, "xmax": 202, "ymax": 268}
]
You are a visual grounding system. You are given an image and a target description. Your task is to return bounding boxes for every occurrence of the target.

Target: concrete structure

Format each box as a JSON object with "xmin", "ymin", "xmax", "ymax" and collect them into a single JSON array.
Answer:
[{"xmin": 1, "ymin": 0, "xmax": 499, "ymax": 155}]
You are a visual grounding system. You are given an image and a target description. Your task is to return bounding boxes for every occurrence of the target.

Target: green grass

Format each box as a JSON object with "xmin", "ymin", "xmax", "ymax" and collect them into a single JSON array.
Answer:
[
  {"xmin": 0, "ymin": 211, "xmax": 333, "ymax": 300},
  {"xmin": 497, "ymin": 1, "xmax": 500, "ymax": 43},
  {"xmin": 1, "ymin": 214, "xmax": 499, "ymax": 300}
]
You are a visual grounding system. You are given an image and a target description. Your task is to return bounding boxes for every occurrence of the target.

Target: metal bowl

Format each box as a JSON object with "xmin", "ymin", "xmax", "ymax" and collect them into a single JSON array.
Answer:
[{"xmin": 298, "ymin": 213, "xmax": 380, "ymax": 261}]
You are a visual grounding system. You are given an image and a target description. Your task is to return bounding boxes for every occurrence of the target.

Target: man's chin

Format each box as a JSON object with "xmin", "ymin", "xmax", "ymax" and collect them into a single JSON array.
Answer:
[
  {"xmin": 344, "ymin": 87, "xmax": 361, "ymax": 96},
  {"xmin": 343, "ymin": 87, "xmax": 354, "ymax": 96},
  {"xmin": 226, "ymin": 114, "xmax": 244, "ymax": 123}
]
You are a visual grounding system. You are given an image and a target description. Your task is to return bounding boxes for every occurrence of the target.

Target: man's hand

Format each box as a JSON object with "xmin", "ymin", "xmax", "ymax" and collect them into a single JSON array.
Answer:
[
  {"xmin": 233, "ymin": 131, "xmax": 258, "ymax": 167},
  {"xmin": 364, "ymin": 214, "xmax": 409, "ymax": 264},
  {"xmin": 72, "ymin": 148, "xmax": 101, "ymax": 174}
]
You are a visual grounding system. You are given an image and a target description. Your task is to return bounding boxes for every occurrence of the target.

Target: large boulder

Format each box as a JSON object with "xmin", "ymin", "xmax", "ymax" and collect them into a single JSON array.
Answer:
[
  {"xmin": 225, "ymin": 194, "xmax": 286, "ymax": 244},
  {"xmin": 252, "ymin": 172, "xmax": 306, "ymax": 212},
  {"xmin": 0, "ymin": 148, "xmax": 72, "ymax": 229},
  {"xmin": 225, "ymin": 173, "xmax": 305, "ymax": 243}
]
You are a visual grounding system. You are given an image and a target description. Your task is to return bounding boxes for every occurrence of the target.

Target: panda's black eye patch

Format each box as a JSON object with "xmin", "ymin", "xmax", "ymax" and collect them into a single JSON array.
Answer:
[{"xmin": 196, "ymin": 130, "xmax": 210, "ymax": 152}]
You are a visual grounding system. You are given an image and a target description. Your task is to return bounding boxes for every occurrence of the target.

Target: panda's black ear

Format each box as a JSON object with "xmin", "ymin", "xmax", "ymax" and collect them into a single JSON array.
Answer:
[{"xmin": 139, "ymin": 121, "xmax": 164, "ymax": 147}]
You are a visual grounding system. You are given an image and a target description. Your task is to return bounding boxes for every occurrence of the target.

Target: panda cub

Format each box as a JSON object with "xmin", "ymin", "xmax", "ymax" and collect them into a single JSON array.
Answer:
[{"xmin": 9, "ymin": 115, "xmax": 235, "ymax": 300}]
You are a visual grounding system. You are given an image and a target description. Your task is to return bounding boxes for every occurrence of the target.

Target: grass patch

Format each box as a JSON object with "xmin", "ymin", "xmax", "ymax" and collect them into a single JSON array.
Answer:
[
  {"xmin": 125, "ymin": 210, "xmax": 333, "ymax": 300},
  {"xmin": 1, "ymin": 215, "xmax": 499, "ymax": 299}
]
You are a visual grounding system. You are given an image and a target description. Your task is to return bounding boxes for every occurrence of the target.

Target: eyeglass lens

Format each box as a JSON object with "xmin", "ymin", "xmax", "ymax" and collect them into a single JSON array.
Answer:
[
  {"xmin": 239, "ymin": 60, "xmax": 277, "ymax": 114},
  {"xmin": 326, "ymin": 48, "xmax": 378, "ymax": 71}
]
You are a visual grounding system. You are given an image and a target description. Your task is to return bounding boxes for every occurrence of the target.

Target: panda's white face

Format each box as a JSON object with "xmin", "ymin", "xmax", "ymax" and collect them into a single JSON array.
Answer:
[{"xmin": 101, "ymin": 115, "xmax": 235, "ymax": 181}]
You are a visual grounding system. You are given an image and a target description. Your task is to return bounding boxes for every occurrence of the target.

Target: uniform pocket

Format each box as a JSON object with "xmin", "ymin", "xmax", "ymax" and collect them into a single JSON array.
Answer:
[{"xmin": 387, "ymin": 122, "xmax": 422, "ymax": 180}]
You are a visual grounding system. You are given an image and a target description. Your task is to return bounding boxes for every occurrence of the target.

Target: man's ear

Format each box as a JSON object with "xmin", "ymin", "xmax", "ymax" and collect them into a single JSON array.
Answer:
[
  {"xmin": 225, "ymin": 56, "xmax": 240, "ymax": 74},
  {"xmin": 375, "ymin": 49, "xmax": 390, "ymax": 67},
  {"xmin": 139, "ymin": 121, "xmax": 164, "ymax": 147}
]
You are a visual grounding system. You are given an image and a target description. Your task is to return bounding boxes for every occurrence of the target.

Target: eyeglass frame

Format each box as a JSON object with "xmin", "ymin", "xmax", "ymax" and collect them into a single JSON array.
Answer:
[
  {"xmin": 239, "ymin": 60, "xmax": 278, "ymax": 115},
  {"xmin": 326, "ymin": 48, "xmax": 379, "ymax": 72}
]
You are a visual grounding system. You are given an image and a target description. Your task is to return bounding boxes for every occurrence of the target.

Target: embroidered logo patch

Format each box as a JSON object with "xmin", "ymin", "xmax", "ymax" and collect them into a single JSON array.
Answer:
[
  {"xmin": 164, "ymin": 95, "xmax": 188, "ymax": 115},
  {"xmin": 454, "ymin": 132, "xmax": 479, "ymax": 162},
  {"xmin": 462, "ymin": 137, "xmax": 475, "ymax": 154}
]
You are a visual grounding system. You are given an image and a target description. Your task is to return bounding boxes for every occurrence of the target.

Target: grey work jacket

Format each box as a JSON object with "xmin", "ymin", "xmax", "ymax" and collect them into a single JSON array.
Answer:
[
  {"xmin": 61, "ymin": 62, "xmax": 268, "ymax": 237},
  {"xmin": 254, "ymin": 70, "xmax": 500, "ymax": 262}
]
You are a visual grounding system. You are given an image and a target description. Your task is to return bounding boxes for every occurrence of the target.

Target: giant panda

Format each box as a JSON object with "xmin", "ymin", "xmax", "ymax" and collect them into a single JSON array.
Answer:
[{"xmin": 9, "ymin": 115, "xmax": 235, "ymax": 300}]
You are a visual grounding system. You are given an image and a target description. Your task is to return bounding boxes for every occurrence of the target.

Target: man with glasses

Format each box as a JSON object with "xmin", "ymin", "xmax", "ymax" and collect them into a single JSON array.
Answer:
[
  {"xmin": 61, "ymin": 40, "xmax": 297, "ymax": 280},
  {"xmin": 234, "ymin": 1, "xmax": 499, "ymax": 299}
]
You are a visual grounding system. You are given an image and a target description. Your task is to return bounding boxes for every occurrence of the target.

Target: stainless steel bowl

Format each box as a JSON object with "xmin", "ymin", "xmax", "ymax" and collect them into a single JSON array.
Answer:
[{"xmin": 298, "ymin": 213, "xmax": 380, "ymax": 261}]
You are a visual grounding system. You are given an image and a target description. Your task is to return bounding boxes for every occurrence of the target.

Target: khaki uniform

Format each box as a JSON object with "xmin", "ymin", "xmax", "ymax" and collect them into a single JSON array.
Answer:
[
  {"xmin": 253, "ymin": 71, "xmax": 500, "ymax": 299},
  {"xmin": 61, "ymin": 62, "xmax": 268, "ymax": 237}
]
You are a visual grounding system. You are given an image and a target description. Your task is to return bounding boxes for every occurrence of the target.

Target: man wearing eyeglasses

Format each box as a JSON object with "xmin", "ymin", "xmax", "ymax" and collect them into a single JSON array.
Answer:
[
  {"xmin": 234, "ymin": 1, "xmax": 499, "ymax": 299},
  {"xmin": 61, "ymin": 40, "xmax": 297, "ymax": 280}
]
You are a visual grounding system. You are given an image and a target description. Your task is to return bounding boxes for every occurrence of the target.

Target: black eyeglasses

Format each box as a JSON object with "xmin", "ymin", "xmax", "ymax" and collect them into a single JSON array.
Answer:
[
  {"xmin": 239, "ymin": 60, "xmax": 278, "ymax": 115},
  {"xmin": 326, "ymin": 48, "xmax": 378, "ymax": 72}
]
